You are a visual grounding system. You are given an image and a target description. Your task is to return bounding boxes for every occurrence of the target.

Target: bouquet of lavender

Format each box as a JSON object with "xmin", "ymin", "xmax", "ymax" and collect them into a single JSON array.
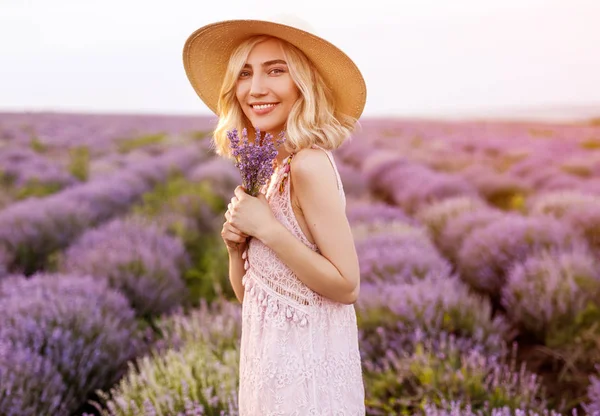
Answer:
[{"xmin": 228, "ymin": 127, "xmax": 286, "ymax": 196}]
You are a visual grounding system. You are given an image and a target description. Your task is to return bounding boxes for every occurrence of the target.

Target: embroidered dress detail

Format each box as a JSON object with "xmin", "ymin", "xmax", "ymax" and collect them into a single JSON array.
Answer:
[
  {"xmin": 238, "ymin": 144, "xmax": 365, "ymax": 415},
  {"xmin": 278, "ymin": 153, "xmax": 294, "ymax": 194}
]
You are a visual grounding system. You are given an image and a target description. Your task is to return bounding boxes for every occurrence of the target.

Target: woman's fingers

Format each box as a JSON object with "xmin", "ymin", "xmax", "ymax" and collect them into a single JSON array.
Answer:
[{"xmin": 223, "ymin": 214, "xmax": 248, "ymax": 238}]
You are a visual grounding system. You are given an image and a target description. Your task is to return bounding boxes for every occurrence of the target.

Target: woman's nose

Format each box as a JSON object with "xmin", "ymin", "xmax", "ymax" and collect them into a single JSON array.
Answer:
[{"xmin": 249, "ymin": 74, "xmax": 268, "ymax": 97}]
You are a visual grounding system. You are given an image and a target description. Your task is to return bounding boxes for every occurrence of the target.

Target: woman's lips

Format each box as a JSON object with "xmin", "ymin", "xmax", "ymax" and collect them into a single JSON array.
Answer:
[{"xmin": 250, "ymin": 103, "xmax": 279, "ymax": 115}]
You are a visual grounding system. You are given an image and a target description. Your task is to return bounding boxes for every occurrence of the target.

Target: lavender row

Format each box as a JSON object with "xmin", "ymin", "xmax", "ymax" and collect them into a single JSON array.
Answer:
[
  {"xmin": 0, "ymin": 112, "xmax": 215, "ymax": 152},
  {"xmin": 0, "ymin": 144, "xmax": 206, "ymax": 276},
  {"xmin": 59, "ymin": 217, "xmax": 191, "ymax": 318},
  {"xmin": 0, "ymin": 273, "xmax": 143, "ymax": 416}
]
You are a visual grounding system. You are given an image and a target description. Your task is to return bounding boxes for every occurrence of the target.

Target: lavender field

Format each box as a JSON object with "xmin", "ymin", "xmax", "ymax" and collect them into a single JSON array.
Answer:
[{"xmin": 1, "ymin": 111, "xmax": 599, "ymax": 416}]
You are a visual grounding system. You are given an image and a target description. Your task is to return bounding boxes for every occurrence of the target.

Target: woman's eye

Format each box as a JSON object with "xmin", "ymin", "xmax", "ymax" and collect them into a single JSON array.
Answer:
[
  {"xmin": 270, "ymin": 68, "xmax": 285, "ymax": 75},
  {"xmin": 239, "ymin": 71, "xmax": 250, "ymax": 78}
]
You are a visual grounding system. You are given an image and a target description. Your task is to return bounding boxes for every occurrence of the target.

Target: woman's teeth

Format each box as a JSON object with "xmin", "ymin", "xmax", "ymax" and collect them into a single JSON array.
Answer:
[{"xmin": 253, "ymin": 104, "xmax": 277, "ymax": 109}]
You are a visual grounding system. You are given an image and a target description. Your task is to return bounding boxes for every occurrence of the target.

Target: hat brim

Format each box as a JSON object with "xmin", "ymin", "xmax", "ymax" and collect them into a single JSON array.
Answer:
[{"xmin": 182, "ymin": 19, "xmax": 367, "ymax": 120}]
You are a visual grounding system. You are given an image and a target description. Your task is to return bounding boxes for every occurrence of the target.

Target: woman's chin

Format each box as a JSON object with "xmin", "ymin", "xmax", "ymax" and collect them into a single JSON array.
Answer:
[{"xmin": 249, "ymin": 121, "xmax": 284, "ymax": 135}]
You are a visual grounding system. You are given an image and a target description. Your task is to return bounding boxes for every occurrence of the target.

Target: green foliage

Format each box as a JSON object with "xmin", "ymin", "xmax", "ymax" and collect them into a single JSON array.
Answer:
[
  {"xmin": 29, "ymin": 136, "xmax": 48, "ymax": 153},
  {"xmin": 117, "ymin": 133, "xmax": 166, "ymax": 153},
  {"xmin": 364, "ymin": 341, "xmax": 550, "ymax": 415},
  {"xmin": 91, "ymin": 341, "xmax": 239, "ymax": 416},
  {"xmin": 68, "ymin": 145, "xmax": 90, "ymax": 181},
  {"xmin": 15, "ymin": 179, "xmax": 63, "ymax": 200},
  {"xmin": 190, "ymin": 129, "xmax": 213, "ymax": 141},
  {"xmin": 132, "ymin": 174, "xmax": 233, "ymax": 305},
  {"xmin": 133, "ymin": 173, "xmax": 224, "ymax": 219},
  {"xmin": 183, "ymin": 234, "xmax": 235, "ymax": 305},
  {"xmin": 0, "ymin": 171, "xmax": 15, "ymax": 187}
]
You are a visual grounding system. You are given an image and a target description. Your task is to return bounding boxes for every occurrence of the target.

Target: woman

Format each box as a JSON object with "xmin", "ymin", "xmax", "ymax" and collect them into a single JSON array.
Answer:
[{"xmin": 183, "ymin": 17, "xmax": 367, "ymax": 415}]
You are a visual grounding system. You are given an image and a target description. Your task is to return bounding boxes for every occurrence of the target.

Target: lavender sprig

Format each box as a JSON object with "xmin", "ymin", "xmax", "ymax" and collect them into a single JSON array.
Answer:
[{"xmin": 227, "ymin": 127, "xmax": 286, "ymax": 197}]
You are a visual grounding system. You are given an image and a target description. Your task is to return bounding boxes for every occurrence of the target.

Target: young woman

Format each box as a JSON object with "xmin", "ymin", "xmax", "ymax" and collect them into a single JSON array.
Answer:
[{"xmin": 183, "ymin": 17, "xmax": 367, "ymax": 415}]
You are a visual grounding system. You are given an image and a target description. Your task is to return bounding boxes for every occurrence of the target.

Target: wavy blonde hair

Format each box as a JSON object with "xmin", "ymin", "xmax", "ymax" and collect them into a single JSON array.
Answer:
[{"xmin": 211, "ymin": 35, "xmax": 361, "ymax": 160}]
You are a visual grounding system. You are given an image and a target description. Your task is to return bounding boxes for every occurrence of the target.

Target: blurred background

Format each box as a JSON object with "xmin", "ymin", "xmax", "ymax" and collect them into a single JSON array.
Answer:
[
  {"xmin": 1, "ymin": 1, "xmax": 600, "ymax": 416},
  {"xmin": 1, "ymin": 0, "xmax": 600, "ymax": 120}
]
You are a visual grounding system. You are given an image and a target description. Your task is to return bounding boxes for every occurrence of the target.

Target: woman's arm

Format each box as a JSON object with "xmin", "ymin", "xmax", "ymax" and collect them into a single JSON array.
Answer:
[
  {"xmin": 227, "ymin": 246, "xmax": 246, "ymax": 304},
  {"xmin": 258, "ymin": 149, "xmax": 360, "ymax": 305}
]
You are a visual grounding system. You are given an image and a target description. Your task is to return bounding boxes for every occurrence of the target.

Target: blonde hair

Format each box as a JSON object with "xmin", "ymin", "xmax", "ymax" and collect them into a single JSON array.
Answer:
[{"xmin": 211, "ymin": 35, "xmax": 361, "ymax": 160}]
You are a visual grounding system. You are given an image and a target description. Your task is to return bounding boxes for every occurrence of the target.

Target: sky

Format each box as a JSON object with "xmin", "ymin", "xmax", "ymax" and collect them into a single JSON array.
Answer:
[{"xmin": 1, "ymin": 0, "xmax": 599, "ymax": 121}]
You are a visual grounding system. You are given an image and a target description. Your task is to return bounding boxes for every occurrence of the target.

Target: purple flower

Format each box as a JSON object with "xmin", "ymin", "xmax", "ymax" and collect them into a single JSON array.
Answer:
[
  {"xmin": 0, "ymin": 272, "xmax": 140, "ymax": 414},
  {"xmin": 363, "ymin": 333, "xmax": 548, "ymax": 415},
  {"xmin": 501, "ymin": 245, "xmax": 600, "ymax": 347},
  {"xmin": 89, "ymin": 303, "xmax": 241, "ymax": 416},
  {"xmin": 0, "ymin": 341, "xmax": 69, "ymax": 416},
  {"xmin": 0, "ymin": 144, "xmax": 202, "ymax": 275},
  {"xmin": 336, "ymin": 162, "xmax": 368, "ymax": 198},
  {"xmin": 355, "ymin": 233, "xmax": 452, "ymax": 284},
  {"xmin": 357, "ymin": 276, "xmax": 510, "ymax": 357},
  {"xmin": 438, "ymin": 208, "xmax": 505, "ymax": 263},
  {"xmin": 363, "ymin": 151, "xmax": 478, "ymax": 214},
  {"xmin": 227, "ymin": 128, "xmax": 285, "ymax": 196},
  {"xmin": 527, "ymin": 190, "xmax": 600, "ymax": 218},
  {"xmin": 347, "ymin": 200, "xmax": 414, "ymax": 226},
  {"xmin": 152, "ymin": 297, "xmax": 242, "ymax": 355},
  {"xmin": 584, "ymin": 366, "xmax": 600, "ymax": 415},
  {"xmin": 416, "ymin": 196, "xmax": 488, "ymax": 246},
  {"xmin": 457, "ymin": 214, "xmax": 584, "ymax": 296},
  {"xmin": 60, "ymin": 217, "xmax": 190, "ymax": 317}
]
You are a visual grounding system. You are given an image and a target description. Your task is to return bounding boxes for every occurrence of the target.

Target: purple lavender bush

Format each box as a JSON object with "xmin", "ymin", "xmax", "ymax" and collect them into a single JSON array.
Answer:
[
  {"xmin": 347, "ymin": 200, "xmax": 415, "ymax": 227},
  {"xmin": 457, "ymin": 214, "xmax": 584, "ymax": 296},
  {"xmin": 501, "ymin": 247, "xmax": 600, "ymax": 347},
  {"xmin": 437, "ymin": 208, "xmax": 506, "ymax": 263},
  {"xmin": 151, "ymin": 297, "xmax": 242, "ymax": 354},
  {"xmin": 526, "ymin": 190, "xmax": 600, "ymax": 218},
  {"xmin": 0, "ymin": 145, "xmax": 202, "ymax": 275},
  {"xmin": 389, "ymin": 167, "xmax": 479, "ymax": 215},
  {"xmin": 356, "ymin": 276, "xmax": 511, "ymax": 360},
  {"xmin": 89, "ymin": 342, "xmax": 239, "ymax": 416},
  {"xmin": 416, "ymin": 196, "xmax": 488, "ymax": 247},
  {"xmin": 0, "ymin": 341, "xmax": 69, "ymax": 416},
  {"xmin": 562, "ymin": 203, "xmax": 600, "ymax": 256},
  {"xmin": 0, "ymin": 146, "xmax": 77, "ymax": 197},
  {"xmin": 355, "ymin": 233, "xmax": 453, "ymax": 284},
  {"xmin": 130, "ymin": 171, "xmax": 235, "ymax": 304},
  {"xmin": 457, "ymin": 163, "xmax": 531, "ymax": 210},
  {"xmin": 60, "ymin": 217, "xmax": 190, "ymax": 317},
  {"xmin": 526, "ymin": 190, "xmax": 600, "ymax": 255},
  {"xmin": 422, "ymin": 402, "xmax": 570, "ymax": 416},
  {"xmin": 583, "ymin": 366, "xmax": 600, "ymax": 416},
  {"xmin": 362, "ymin": 335, "xmax": 552, "ymax": 415},
  {"xmin": 363, "ymin": 152, "xmax": 478, "ymax": 214},
  {"xmin": 89, "ymin": 299, "xmax": 241, "ymax": 416},
  {"xmin": 0, "ymin": 273, "xmax": 140, "ymax": 415},
  {"xmin": 336, "ymin": 161, "xmax": 369, "ymax": 198}
]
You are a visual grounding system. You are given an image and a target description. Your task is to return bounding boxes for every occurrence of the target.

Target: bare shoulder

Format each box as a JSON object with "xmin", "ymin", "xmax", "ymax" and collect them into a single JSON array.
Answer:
[
  {"xmin": 289, "ymin": 147, "xmax": 339, "ymax": 206},
  {"xmin": 290, "ymin": 147, "xmax": 332, "ymax": 178}
]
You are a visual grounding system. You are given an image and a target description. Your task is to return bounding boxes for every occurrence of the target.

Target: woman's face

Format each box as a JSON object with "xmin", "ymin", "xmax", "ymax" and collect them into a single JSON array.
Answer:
[{"xmin": 235, "ymin": 38, "xmax": 300, "ymax": 137}]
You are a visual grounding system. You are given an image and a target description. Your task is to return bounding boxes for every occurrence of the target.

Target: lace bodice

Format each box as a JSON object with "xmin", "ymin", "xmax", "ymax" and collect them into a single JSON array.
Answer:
[
  {"xmin": 237, "ymin": 144, "xmax": 365, "ymax": 415},
  {"xmin": 242, "ymin": 144, "xmax": 346, "ymax": 307}
]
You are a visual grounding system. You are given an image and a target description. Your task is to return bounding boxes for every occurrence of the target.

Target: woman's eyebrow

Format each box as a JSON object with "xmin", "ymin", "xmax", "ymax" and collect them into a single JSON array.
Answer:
[{"xmin": 243, "ymin": 59, "xmax": 288, "ymax": 69}]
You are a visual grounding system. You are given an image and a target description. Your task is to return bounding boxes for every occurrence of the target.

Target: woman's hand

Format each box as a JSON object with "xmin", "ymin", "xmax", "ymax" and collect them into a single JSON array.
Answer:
[
  {"xmin": 227, "ymin": 185, "xmax": 278, "ymax": 242},
  {"xmin": 221, "ymin": 214, "xmax": 249, "ymax": 253}
]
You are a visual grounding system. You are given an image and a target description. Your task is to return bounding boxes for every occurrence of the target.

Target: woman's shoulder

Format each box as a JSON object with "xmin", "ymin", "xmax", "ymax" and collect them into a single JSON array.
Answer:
[{"xmin": 291, "ymin": 145, "xmax": 332, "ymax": 169}]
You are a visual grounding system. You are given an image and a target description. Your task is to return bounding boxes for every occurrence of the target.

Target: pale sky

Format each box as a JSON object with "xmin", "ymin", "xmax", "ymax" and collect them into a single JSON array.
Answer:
[{"xmin": 1, "ymin": 0, "xmax": 599, "ymax": 120}]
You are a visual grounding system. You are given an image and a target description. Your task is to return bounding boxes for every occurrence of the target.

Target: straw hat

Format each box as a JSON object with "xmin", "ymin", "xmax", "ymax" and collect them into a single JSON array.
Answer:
[{"xmin": 182, "ymin": 15, "xmax": 367, "ymax": 120}]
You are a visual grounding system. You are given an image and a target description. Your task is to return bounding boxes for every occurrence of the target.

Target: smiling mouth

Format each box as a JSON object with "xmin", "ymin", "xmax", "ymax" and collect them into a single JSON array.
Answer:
[{"xmin": 251, "ymin": 103, "xmax": 279, "ymax": 109}]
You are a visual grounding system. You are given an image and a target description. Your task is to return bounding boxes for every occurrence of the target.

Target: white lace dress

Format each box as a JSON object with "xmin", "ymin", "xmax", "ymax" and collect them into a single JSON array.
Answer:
[{"xmin": 238, "ymin": 144, "xmax": 365, "ymax": 416}]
